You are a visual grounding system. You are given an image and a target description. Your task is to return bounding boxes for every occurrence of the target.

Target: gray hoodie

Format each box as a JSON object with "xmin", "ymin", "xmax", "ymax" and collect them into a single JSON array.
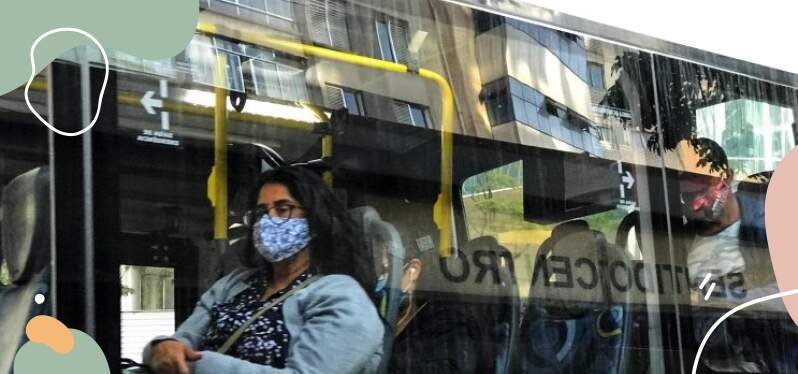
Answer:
[{"xmin": 143, "ymin": 267, "xmax": 384, "ymax": 374}]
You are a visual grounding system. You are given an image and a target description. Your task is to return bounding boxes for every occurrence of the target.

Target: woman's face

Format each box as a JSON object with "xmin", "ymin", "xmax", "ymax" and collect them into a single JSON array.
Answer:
[{"xmin": 257, "ymin": 183, "xmax": 306, "ymax": 220}]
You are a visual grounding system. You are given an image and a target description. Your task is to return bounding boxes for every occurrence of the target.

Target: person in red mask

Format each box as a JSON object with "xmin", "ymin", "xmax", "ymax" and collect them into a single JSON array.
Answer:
[{"xmin": 677, "ymin": 138, "xmax": 798, "ymax": 373}]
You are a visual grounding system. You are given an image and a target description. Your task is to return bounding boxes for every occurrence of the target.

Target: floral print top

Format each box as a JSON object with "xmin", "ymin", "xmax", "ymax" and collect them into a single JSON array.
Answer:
[{"xmin": 199, "ymin": 269, "xmax": 316, "ymax": 368}]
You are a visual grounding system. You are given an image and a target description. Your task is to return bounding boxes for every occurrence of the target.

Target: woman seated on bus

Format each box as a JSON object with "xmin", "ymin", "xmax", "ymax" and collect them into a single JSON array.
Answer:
[{"xmin": 143, "ymin": 165, "xmax": 384, "ymax": 374}]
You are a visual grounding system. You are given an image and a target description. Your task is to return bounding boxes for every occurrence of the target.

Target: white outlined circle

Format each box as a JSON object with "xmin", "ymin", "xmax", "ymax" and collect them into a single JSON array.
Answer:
[{"xmin": 24, "ymin": 27, "xmax": 110, "ymax": 137}]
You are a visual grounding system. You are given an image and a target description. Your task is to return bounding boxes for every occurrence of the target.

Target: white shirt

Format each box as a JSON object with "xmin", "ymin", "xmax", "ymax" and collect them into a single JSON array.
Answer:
[{"xmin": 687, "ymin": 220, "xmax": 745, "ymax": 285}]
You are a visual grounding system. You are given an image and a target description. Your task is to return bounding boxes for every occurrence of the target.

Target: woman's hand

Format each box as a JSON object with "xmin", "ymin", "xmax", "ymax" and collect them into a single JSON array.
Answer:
[{"xmin": 149, "ymin": 339, "xmax": 203, "ymax": 374}]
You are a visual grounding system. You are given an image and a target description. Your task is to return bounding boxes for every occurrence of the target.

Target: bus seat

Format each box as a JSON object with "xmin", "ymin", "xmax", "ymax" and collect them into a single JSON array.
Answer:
[
  {"xmin": 0, "ymin": 167, "xmax": 51, "ymax": 374},
  {"xmin": 537, "ymin": 220, "xmax": 589, "ymax": 256},
  {"xmin": 521, "ymin": 222, "xmax": 632, "ymax": 374},
  {"xmin": 458, "ymin": 236, "xmax": 520, "ymax": 374},
  {"xmin": 347, "ymin": 206, "xmax": 405, "ymax": 374}
]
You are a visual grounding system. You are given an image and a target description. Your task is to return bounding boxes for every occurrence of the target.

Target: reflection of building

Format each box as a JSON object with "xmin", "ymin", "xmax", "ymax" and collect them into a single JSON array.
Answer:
[
  {"xmin": 584, "ymin": 40, "xmax": 662, "ymax": 167},
  {"xmin": 169, "ymin": 0, "xmax": 442, "ymax": 130},
  {"xmin": 89, "ymin": 1, "xmax": 670, "ymax": 168},
  {"xmin": 473, "ymin": 11, "xmax": 601, "ymax": 154}
]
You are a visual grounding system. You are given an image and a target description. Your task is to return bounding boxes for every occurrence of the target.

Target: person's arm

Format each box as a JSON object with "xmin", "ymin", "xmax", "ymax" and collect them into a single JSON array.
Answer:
[
  {"xmin": 192, "ymin": 275, "xmax": 384, "ymax": 374},
  {"xmin": 142, "ymin": 269, "xmax": 248, "ymax": 363}
]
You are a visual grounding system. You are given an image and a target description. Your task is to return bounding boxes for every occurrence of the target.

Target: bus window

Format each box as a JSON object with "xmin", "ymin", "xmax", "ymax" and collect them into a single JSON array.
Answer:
[
  {"xmin": 3, "ymin": 0, "xmax": 795, "ymax": 373},
  {"xmin": 655, "ymin": 54, "xmax": 798, "ymax": 373},
  {"xmin": 120, "ymin": 265, "xmax": 175, "ymax": 363},
  {"xmin": 454, "ymin": 25, "xmax": 676, "ymax": 372}
]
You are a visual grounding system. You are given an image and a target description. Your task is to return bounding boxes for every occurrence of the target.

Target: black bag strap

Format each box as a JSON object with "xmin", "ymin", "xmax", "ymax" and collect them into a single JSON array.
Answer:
[{"xmin": 218, "ymin": 274, "xmax": 322, "ymax": 354}]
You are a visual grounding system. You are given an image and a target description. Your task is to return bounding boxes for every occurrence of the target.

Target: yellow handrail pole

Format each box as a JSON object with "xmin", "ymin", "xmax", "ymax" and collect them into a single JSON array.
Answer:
[
  {"xmin": 321, "ymin": 134, "xmax": 333, "ymax": 186},
  {"xmin": 197, "ymin": 22, "xmax": 455, "ymax": 257},
  {"xmin": 300, "ymin": 102, "xmax": 334, "ymax": 187},
  {"xmin": 211, "ymin": 53, "xmax": 229, "ymax": 241},
  {"xmin": 421, "ymin": 69, "xmax": 455, "ymax": 258}
]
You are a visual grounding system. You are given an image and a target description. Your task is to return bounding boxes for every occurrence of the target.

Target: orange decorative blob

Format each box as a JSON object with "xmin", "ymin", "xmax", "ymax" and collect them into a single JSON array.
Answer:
[
  {"xmin": 25, "ymin": 315, "xmax": 75, "ymax": 354},
  {"xmin": 766, "ymin": 147, "xmax": 798, "ymax": 327}
]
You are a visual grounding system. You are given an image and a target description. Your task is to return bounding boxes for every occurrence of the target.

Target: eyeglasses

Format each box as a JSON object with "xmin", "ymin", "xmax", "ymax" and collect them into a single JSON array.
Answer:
[{"xmin": 243, "ymin": 202, "xmax": 304, "ymax": 226}]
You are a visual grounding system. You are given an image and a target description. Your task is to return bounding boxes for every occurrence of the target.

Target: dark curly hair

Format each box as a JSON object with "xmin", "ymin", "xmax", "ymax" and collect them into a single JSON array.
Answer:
[{"xmin": 241, "ymin": 165, "xmax": 377, "ymax": 302}]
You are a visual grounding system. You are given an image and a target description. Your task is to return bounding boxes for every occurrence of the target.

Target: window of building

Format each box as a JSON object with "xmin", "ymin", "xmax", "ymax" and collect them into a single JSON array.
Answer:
[
  {"xmin": 308, "ymin": 0, "xmax": 350, "ymax": 50},
  {"xmin": 482, "ymin": 79, "xmax": 514, "ymax": 126},
  {"xmin": 484, "ymin": 78, "xmax": 600, "ymax": 153},
  {"xmin": 502, "ymin": 17, "xmax": 589, "ymax": 81},
  {"xmin": 375, "ymin": 16, "xmax": 409, "ymax": 64},
  {"xmin": 120, "ymin": 265, "xmax": 175, "ymax": 363},
  {"xmin": 473, "ymin": 9, "xmax": 506, "ymax": 34},
  {"xmin": 598, "ymin": 126, "xmax": 614, "ymax": 144},
  {"xmin": 210, "ymin": 36, "xmax": 308, "ymax": 102},
  {"xmin": 588, "ymin": 62, "xmax": 605, "ymax": 89},
  {"xmin": 324, "ymin": 85, "xmax": 364, "ymax": 115},
  {"xmin": 249, "ymin": 60, "xmax": 308, "ymax": 102},
  {"xmin": 392, "ymin": 101, "xmax": 428, "ymax": 128},
  {"xmin": 214, "ymin": 0, "xmax": 293, "ymax": 20}
]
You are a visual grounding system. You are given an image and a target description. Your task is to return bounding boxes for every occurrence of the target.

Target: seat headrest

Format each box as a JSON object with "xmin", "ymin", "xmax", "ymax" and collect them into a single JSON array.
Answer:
[
  {"xmin": 462, "ymin": 236, "xmax": 515, "ymax": 275},
  {"xmin": 537, "ymin": 220, "xmax": 590, "ymax": 257},
  {"xmin": 348, "ymin": 206, "xmax": 406, "ymax": 261},
  {"xmin": 1, "ymin": 167, "xmax": 50, "ymax": 284},
  {"xmin": 530, "ymin": 230, "xmax": 629, "ymax": 312},
  {"xmin": 551, "ymin": 220, "xmax": 589, "ymax": 240}
]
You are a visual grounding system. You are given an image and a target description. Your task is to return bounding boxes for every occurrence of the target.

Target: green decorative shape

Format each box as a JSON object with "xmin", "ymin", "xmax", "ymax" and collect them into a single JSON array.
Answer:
[
  {"xmin": 0, "ymin": 0, "xmax": 199, "ymax": 95},
  {"xmin": 13, "ymin": 329, "xmax": 110, "ymax": 374}
]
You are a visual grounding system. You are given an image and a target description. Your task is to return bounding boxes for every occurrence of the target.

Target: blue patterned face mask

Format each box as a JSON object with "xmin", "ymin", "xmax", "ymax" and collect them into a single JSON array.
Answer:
[{"xmin": 252, "ymin": 216, "xmax": 311, "ymax": 262}]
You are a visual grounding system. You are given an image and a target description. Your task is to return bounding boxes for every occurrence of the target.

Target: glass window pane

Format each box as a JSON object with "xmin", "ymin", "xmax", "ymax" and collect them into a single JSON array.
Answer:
[
  {"xmin": 509, "ymin": 78, "xmax": 524, "ymax": 97},
  {"xmin": 32, "ymin": 3, "xmax": 798, "ymax": 374},
  {"xmin": 276, "ymin": 65, "xmax": 308, "ymax": 102},
  {"xmin": 512, "ymin": 96, "xmax": 528, "ymax": 124},
  {"xmin": 409, "ymin": 105, "xmax": 427, "ymax": 127},
  {"xmin": 252, "ymin": 60, "xmax": 281, "ymax": 98},
  {"xmin": 376, "ymin": 21, "xmax": 395, "ymax": 62},
  {"xmin": 266, "ymin": 0, "xmax": 292, "ymax": 19},
  {"xmin": 120, "ymin": 265, "xmax": 175, "ymax": 363},
  {"xmin": 239, "ymin": 0, "xmax": 266, "ymax": 11},
  {"xmin": 343, "ymin": 90, "xmax": 361, "ymax": 115}
]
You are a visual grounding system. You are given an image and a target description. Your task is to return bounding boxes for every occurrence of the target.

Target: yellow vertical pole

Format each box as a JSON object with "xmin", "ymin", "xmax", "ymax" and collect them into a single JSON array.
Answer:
[
  {"xmin": 213, "ymin": 54, "xmax": 229, "ymax": 240},
  {"xmin": 321, "ymin": 134, "xmax": 333, "ymax": 186},
  {"xmin": 300, "ymin": 102, "xmax": 334, "ymax": 187},
  {"xmin": 420, "ymin": 69, "xmax": 455, "ymax": 258}
]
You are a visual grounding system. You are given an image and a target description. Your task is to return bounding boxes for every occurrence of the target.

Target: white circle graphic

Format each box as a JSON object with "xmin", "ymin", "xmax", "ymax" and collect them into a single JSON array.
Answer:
[{"xmin": 24, "ymin": 27, "xmax": 110, "ymax": 137}]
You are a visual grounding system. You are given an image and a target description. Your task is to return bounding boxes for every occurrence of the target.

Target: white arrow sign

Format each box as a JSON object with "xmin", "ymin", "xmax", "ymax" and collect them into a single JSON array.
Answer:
[
  {"xmin": 622, "ymin": 170, "xmax": 635, "ymax": 190},
  {"xmin": 140, "ymin": 90, "xmax": 163, "ymax": 115},
  {"xmin": 140, "ymin": 80, "xmax": 170, "ymax": 130}
]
